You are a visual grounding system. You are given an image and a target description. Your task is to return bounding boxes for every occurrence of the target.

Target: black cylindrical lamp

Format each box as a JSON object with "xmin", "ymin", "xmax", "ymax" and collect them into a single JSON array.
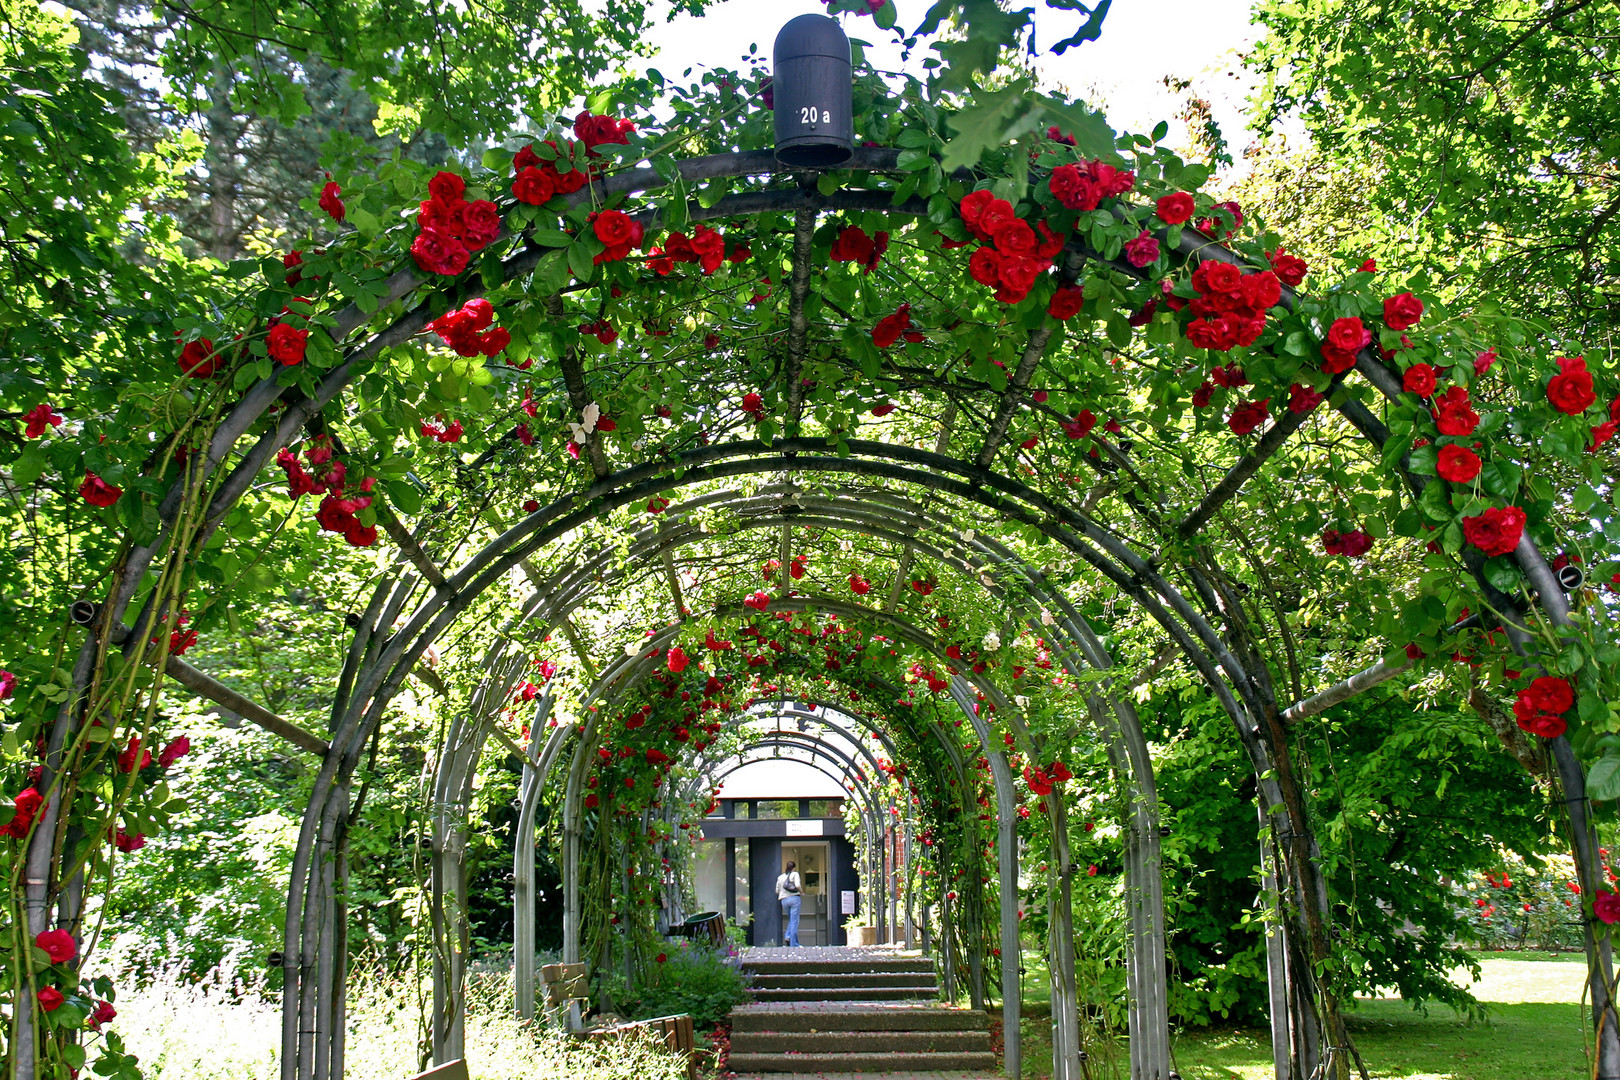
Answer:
[{"xmin": 772, "ymin": 14, "xmax": 855, "ymax": 167}]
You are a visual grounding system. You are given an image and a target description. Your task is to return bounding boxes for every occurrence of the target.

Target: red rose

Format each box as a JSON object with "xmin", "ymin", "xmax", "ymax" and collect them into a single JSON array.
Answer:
[
  {"xmin": 667, "ymin": 646, "xmax": 689, "ymax": 673},
  {"xmin": 1269, "ymin": 250, "xmax": 1308, "ymax": 288},
  {"xmin": 1048, "ymin": 164, "xmax": 1102, "ymax": 211},
  {"xmin": 462, "ymin": 200, "xmax": 502, "ymax": 250},
  {"xmin": 1047, "ymin": 285, "xmax": 1084, "ymax": 320},
  {"xmin": 1327, "ymin": 316, "xmax": 1370, "ymax": 353},
  {"xmin": 79, "ymin": 473, "xmax": 121, "ymax": 508},
  {"xmin": 1227, "ymin": 398, "xmax": 1271, "ymax": 436},
  {"xmin": 590, "ymin": 209, "xmax": 635, "ymax": 251},
  {"xmin": 968, "ymin": 246, "xmax": 1002, "ymax": 287},
  {"xmin": 872, "ymin": 303, "xmax": 912, "ymax": 348},
  {"xmin": 1381, "ymin": 291, "xmax": 1423, "ymax": 331},
  {"xmin": 1062, "ymin": 410, "xmax": 1096, "ymax": 439},
  {"xmin": 318, "ymin": 181, "xmax": 345, "ymax": 222},
  {"xmin": 512, "ymin": 167, "xmax": 555, "ymax": 206},
  {"xmin": 36, "ymin": 988, "xmax": 63, "ymax": 1012},
  {"xmin": 1597, "ymin": 893, "xmax": 1620, "ymax": 925},
  {"xmin": 959, "ymin": 190, "xmax": 997, "ymax": 237},
  {"xmin": 744, "ymin": 591, "xmax": 770, "ymax": 611},
  {"xmin": 1319, "ymin": 343, "xmax": 1358, "ymax": 374},
  {"xmin": 830, "ymin": 225, "xmax": 875, "ymax": 264},
  {"xmin": 88, "ymin": 1000, "xmax": 116, "ymax": 1030},
  {"xmin": 996, "ymin": 256, "xmax": 1041, "ymax": 298},
  {"xmin": 159, "ymin": 735, "xmax": 191, "ymax": 768},
  {"xmin": 849, "ymin": 575, "xmax": 871, "ymax": 595},
  {"xmin": 411, "ymin": 227, "xmax": 469, "ymax": 277},
  {"xmin": 417, "ymin": 197, "xmax": 464, "ymax": 235},
  {"xmin": 5, "ymin": 787, "xmax": 41, "ymax": 837},
  {"xmin": 1528, "ymin": 675, "xmax": 1575, "ymax": 715},
  {"xmin": 1592, "ymin": 421, "xmax": 1618, "ymax": 452},
  {"xmin": 1191, "ymin": 261, "xmax": 1241, "ymax": 295},
  {"xmin": 993, "ymin": 219, "xmax": 1036, "ymax": 257},
  {"xmin": 179, "ymin": 338, "xmax": 221, "ymax": 378},
  {"xmin": 1124, "ymin": 230, "xmax": 1159, "ymax": 268},
  {"xmin": 267, "ymin": 322, "xmax": 308, "ymax": 365},
  {"xmin": 1155, "ymin": 191, "xmax": 1194, "ymax": 224},
  {"xmin": 1462, "ymin": 505, "xmax": 1527, "ymax": 557},
  {"xmin": 1475, "ymin": 349, "xmax": 1498, "ymax": 375},
  {"xmin": 35, "ymin": 928, "xmax": 75, "ymax": 965},
  {"xmin": 1287, "ymin": 383, "xmax": 1323, "ymax": 414},
  {"xmin": 1432, "ymin": 386, "xmax": 1480, "ymax": 436},
  {"xmin": 1402, "ymin": 363, "xmax": 1437, "ymax": 398},
  {"xmin": 1436, "ymin": 443, "xmax": 1481, "ymax": 483},
  {"xmin": 427, "ymin": 170, "xmax": 466, "ymax": 203},
  {"xmin": 1547, "ymin": 355, "xmax": 1597, "ymax": 415}
]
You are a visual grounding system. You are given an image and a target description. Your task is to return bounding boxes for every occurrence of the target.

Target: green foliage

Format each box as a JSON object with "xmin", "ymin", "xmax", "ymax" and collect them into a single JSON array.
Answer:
[{"xmin": 606, "ymin": 942, "xmax": 750, "ymax": 1030}]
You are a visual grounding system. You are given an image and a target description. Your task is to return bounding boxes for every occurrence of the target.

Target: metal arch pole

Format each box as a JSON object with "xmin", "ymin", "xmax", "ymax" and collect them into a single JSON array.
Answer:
[
  {"xmin": 514, "ymin": 689, "xmax": 565, "ymax": 1018},
  {"xmin": 950, "ymin": 676, "xmax": 1021, "ymax": 1080}
]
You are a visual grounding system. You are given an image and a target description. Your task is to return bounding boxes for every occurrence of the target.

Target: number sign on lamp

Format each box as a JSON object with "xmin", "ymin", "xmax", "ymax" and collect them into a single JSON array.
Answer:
[{"xmin": 772, "ymin": 14, "xmax": 855, "ymax": 167}]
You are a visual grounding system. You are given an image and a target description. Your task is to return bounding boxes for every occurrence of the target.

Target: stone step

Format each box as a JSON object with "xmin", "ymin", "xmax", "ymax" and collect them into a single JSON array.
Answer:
[
  {"xmin": 751, "ymin": 985, "xmax": 937, "ymax": 1002},
  {"xmin": 731, "ymin": 1004, "xmax": 986, "ymax": 1033},
  {"xmin": 750, "ymin": 971, "xmax": 938, "ymax": 990},
  {"xmin": 730, "ymin": 1029, "xmax": 990, "ymax": 1055},
  {"xmin": 745, "ymin": 957, "xmax": 935, "ymax": 976},
  {"xmin": 726, "ymin": 1050, "xmax": 998, "ymax": 1074}
]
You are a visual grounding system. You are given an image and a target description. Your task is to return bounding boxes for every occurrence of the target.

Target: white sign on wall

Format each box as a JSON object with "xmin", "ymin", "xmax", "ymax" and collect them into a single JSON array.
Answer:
[
  {"xmin": 841, "ymin": 890, "xmax": 856, "ymax": 914},
  {"xmin": 785, "ymin": 819, "xmax": 824, "ymax": 836}
]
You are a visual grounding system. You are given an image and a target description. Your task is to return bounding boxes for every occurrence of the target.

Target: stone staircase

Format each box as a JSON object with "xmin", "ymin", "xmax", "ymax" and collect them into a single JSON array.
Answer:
[{"xmin": 727, "ymin": 947, "xmax": 995, "ymax": 1077}]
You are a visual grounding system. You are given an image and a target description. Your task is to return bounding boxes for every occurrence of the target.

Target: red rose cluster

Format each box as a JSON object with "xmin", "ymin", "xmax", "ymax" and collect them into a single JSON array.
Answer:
[
  {"xmin": 1323, "ymin": 527, "xmax": 1373, "ymax": 558},
  {"xmin": 1462, "ymin": 505, "xmax": 1526, "ymax": 557},
  {"xmin": 275, "ymin": 436, "xmax": 378, "ymax": 547},
  {"xmin": 960, "ymin": 190, "xmax": 1067, "ymax": 304},
  {"xmin": 573, "ymin": 110, "xmax": 635, "ymax": 154},
  {"xmin": 831, "ymin": 225, "xmax": 888, "ymax": 273},
  {"xmin": 509, "ymin": 110, "xmax": 628, "ymax": 206},
  {"xmin": 1319, "ymin": 316, "xmax": 1371, "ymax": 374},
  {"xmin": 590, "ymin": 209, "xmax": 646, "ymax": 264},
  {"xmin": 428, "ymin": 298, "xmax": 510, "ymax": 359},
  {"xmin": 1196, "ymin": 200, "xmax": 1243, "ymax": 238},
  {"xmin": 1024, "ymin": 760, "xmax": 1072, "ymax": 797},
  {"xmin": 1048, "ymin": 160, "xmax": 1135, "ymax": 212},
  {"xmin": 412, "ymin": 171, "xmax": 500, "ymax": 277},
  {"xmin": 419, "ymin": 417, "xmax": 463, "ymax": 443},
  {"xmin": 1227, "ymin": 396, "xmax": 1271, "ymax": 435},
  {"xmin": 873, "ymin": 303, "xmax": 924, "ymax": 348},
  {"xmin": 1513, "ymin": 675, "xmax": 1573, "ymax": 738},
  {"xmin": 578, "ymin": 318, "xmax": 617, "ymax": 345},
  {"xmin": 1181, "ymin": 261, "xmax": 1281, "ymax": 353},
  {"xmin": 649, "ymin": 224, "xmax": 747, "ymax": 275}
]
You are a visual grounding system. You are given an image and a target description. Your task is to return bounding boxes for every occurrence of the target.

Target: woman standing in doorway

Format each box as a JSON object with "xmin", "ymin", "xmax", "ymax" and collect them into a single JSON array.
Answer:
[{"xmin": 776, "ymin": 860, "xmax": 802, "ymax": 947}]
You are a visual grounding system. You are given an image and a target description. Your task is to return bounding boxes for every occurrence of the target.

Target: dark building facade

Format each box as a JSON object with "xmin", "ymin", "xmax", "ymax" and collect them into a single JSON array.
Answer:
[{"xmin": 691, "ymin": 798, "xmax": 860, "ymax": 946}]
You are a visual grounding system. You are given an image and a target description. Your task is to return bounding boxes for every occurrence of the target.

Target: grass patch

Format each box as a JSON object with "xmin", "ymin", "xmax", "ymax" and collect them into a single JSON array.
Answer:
[{"xmin": 1003, "ymin": 953, "xmax": 1591, "ymax": 1080}]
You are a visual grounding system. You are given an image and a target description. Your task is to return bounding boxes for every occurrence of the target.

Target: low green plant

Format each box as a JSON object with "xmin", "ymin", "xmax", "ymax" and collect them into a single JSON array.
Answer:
[
  {"xmin": 100, "ymin": 962, "xmax": 689, "ymax": 1080},
  {"xmin": 606, "ymin": 940, "xmax": 750, "ymax": 1029}
]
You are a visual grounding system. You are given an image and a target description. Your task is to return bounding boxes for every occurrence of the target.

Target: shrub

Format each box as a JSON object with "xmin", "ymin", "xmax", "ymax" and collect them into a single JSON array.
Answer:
[{"xmin": 607, "ymin": 939, "xmax": 750, "ymax": 1029}]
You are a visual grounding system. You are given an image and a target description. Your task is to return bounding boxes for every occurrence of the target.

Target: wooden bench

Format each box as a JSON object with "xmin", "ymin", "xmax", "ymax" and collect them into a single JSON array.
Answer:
[
  {"xmin": 406, "ymin": 1061, "xmax": 469, "ymax": 1080},
  {"xmin": 584, "ymin": 1013, "xmax": 699, "ymax": 1080},
  {"xmin": 539, "ymin": 962, "xmax": 589, "ymax": 1031}
]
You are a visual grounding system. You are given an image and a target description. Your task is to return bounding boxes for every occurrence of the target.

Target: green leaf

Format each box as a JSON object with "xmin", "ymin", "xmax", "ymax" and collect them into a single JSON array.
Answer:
[
  {"xmin": 1589, "ymin": 753, "xmax": 1620, "ymax": 801},
  {"xmin": 941, "ymin": 87, "xmax": 1031, "ymax": 171},
  {"xmin": 531, "ymin": 229, "xmax": 572, "ymax": 248},
  {"xmin": 1040, "ymin": 99, "xmax": 1117, "ymax": 160},
  {"xmin": 1482, "ymin": 557, "xmax": 1522, "ymax": 593},
  {"xmin": 535, "ymin": 249, "xmax": 570, "ymax": 295}
]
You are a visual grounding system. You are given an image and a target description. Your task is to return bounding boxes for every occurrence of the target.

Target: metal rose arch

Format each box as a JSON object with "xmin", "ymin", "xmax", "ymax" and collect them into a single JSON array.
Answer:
[{"xmin": 20, "ymin": 12, "xmax": 1620, "ymax": 1080}]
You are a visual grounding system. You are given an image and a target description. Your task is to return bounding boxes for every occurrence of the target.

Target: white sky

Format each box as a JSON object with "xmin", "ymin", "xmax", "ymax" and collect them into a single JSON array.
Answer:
[
  {"xmin": 717, "ymin": 757, "xmax": 849, "ymax": 798},
  {"xmin": 638, "ymin": 0, "xmax": 1267, "ymax": 154}
]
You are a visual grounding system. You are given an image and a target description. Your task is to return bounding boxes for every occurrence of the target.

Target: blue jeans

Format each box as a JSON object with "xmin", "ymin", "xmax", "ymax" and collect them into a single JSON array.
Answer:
[{"xmin": 780, "ymin": 895, "xmax": 802, "ymax": 946}]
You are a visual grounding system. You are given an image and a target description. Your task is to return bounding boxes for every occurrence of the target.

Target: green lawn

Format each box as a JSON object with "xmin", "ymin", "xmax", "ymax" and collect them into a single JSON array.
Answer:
[{"xmin": 999, "ymin": 952, "xmax": 1591, "ymax": 1080}]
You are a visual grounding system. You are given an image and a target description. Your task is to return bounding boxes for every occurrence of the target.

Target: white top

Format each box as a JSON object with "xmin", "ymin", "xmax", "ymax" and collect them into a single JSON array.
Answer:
[{"xmin": 776, "ymin": 871, "xmax": 801, "ymax": 901}]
